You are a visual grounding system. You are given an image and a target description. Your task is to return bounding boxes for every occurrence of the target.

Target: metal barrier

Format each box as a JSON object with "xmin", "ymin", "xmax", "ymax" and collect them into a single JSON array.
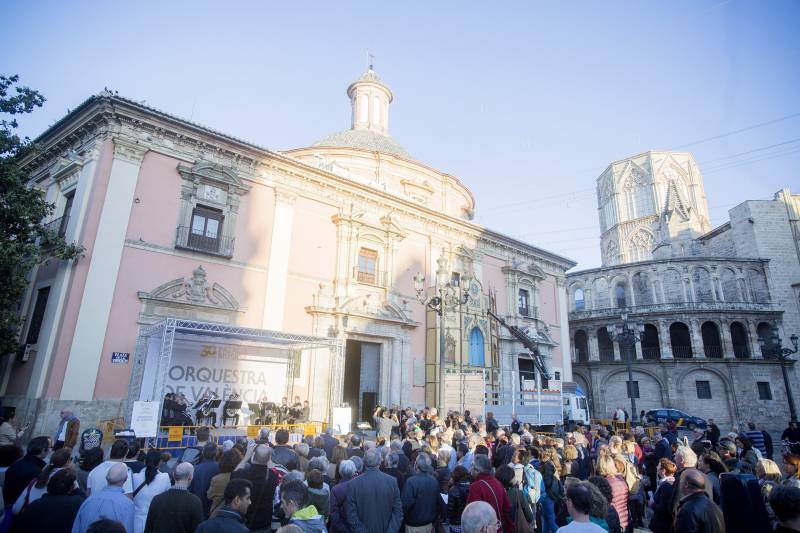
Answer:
[
  {"xmin": 98, "ymin": 417, "xmax": 125, "ymax": 444},
  {"xmin": 152, "ymin": 421, "xmax": 329, "ymax": 450}
]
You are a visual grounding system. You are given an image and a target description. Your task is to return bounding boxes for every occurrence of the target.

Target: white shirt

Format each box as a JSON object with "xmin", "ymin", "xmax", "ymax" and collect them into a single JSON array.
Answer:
[
  {"xmin": 57, "ymin": 421, "xmax": 67, "ymax": 442},
  {"xmin": 131, "ymin": 471, "xmax": 171, "ymax": 533},
  {"xmin": 86, "ymin": 460, "xmax": 134, "ymax": 494},
  {"xmin": 557, "ymin": 520, "xmax": 607, "ymax": 532}
]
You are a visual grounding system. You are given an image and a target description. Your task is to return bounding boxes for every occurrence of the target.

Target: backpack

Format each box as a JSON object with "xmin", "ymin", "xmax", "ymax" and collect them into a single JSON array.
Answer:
[
  {"xmin": 620, "ymin": 458, "xmax": 641, "ymax": 494},
  {"xmin": 523, "ymin": 463, "xmax": 542, "ymax": 505}
]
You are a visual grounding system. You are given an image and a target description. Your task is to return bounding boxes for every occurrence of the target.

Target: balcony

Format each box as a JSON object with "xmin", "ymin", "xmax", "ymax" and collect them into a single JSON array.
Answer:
[
  {"xmin": 175, "ymin": 225, "xmax": 234, "ymax": 258},
  {"xmin": 353, "ymin": 267, "xmax": 388, "ymax": 288},
  {"xmin": 43, "ymin": 215, "xmax": 69, "ymax": 238},
  {"xmin": 569, "ymin": 301, "xmax": 777, "ymax": 321}
]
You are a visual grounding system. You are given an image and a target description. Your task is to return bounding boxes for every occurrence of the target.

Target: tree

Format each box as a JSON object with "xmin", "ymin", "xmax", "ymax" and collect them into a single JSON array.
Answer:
[{"xmin": 0, "ymin": 75, "xmax": 83, "ymax": 357}]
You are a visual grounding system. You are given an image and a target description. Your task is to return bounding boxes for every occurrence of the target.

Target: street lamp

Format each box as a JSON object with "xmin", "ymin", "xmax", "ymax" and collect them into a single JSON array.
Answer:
[
  {"xmin": 414, "ymin": 253, "xmax": 470, "ymax": 412},
  {"xmin": 607, "ymin": 313, "xmax": 645, "ymax": 425},
  {"xmin": 759, "ymin": 327, "xmax": 799, "ymax": 422}
]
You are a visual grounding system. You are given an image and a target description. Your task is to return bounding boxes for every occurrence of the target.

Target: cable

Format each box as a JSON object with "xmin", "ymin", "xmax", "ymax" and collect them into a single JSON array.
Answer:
[{"xmin": 670, "ymin": 112, "xmax": 800, "ymax": 150}]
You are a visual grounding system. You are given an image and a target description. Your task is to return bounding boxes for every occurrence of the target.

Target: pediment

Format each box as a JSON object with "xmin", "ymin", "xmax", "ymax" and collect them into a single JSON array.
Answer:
[
  {"xmin": 138, "ymin": 265, "xmax": 241, "ymax": 311},
  {"xmin": 177, "ymin": 162, "xmax": 250, "ymax": 194}
]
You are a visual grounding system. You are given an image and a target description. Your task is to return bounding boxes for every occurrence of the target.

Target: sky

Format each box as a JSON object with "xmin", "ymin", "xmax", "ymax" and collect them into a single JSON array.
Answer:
[{"xmin": 3, "ymin": 1, "xmax": 799, "ymax": 270}]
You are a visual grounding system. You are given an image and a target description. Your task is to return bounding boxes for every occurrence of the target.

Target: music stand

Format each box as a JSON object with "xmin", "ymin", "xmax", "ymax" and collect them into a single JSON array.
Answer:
[
  {"xmin": 223, "ymin": 401, "xmax": 242, "ymax": 426},
  {"xmin": 205, "ymin": 399, "xmax": 222, "ymax": 410},
  {"xmin": 197, "ymin": 399, "xmax": 221, "ymax": 427},
  {"xmin": 248, "ymin": 403, "xmax": 262, "ymax": 421}
]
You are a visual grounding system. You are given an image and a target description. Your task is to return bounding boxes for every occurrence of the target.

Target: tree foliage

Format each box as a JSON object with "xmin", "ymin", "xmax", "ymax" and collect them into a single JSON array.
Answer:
[{"xmin": 0, "ymin": 75, "xmax": 83, "ymax": 357}]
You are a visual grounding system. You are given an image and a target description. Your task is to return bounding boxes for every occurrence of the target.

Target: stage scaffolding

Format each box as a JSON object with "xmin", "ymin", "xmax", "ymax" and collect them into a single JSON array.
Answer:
[{"xmin": 127, "ymin": 318, "xmax": 344, "ymax": 446}]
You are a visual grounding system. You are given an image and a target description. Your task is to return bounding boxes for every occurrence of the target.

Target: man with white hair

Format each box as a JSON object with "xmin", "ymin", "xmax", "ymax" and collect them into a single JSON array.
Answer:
[
  {"xmin": 72, "ymin": 462, "xmax": 134, "ymax": 533},
  {"xmin": 144, "ymin": 462, "xmax": 203, "ymax": 533},
  {"xmin": 669, "ymin": 446, "xmax": 713, "ymax": 520},
  {"xmin": 347, "ymin": 447, "xmax": 402, "ymax": 531},
  {"xmin": 54, "ymin": 409, "xmax": 80, "ymax": 450},
  {"xmin": 462, "ymin": 500, "xmax": 500, "ymax": 533}
]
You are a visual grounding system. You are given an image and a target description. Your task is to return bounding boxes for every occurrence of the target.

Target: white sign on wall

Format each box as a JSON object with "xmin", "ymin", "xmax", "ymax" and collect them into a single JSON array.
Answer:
[{"xmin": 130, "ymin": 401, "xmax": 159, "ymax": 437}]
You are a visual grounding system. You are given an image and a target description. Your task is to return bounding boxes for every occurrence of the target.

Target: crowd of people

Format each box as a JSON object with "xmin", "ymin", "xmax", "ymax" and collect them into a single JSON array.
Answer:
[{"xmin": 0, "ymin": 404, "xmax": 800, "ymax": 533}]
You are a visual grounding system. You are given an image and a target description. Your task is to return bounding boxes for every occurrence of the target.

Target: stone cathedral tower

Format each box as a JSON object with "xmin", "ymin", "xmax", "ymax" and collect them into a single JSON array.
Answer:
[{"xmin": 597, "ymin": 151, "xmax": 712, "ymax": 266}]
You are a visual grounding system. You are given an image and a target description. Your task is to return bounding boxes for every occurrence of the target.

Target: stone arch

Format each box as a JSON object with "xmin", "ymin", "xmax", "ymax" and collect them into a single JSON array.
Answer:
[
  {"xmin": 573, "ymin": 330, "xmax": 589, "ymax": 362},
  {"xmin": 631, "ymin": 271, "xmax": 653, "ymax": 306},
  {"xmin": 609, "ymin": 274, "xmax": 630, "ymax": 308},
  {"xmin": 662, "ymin": 268, "xmax": 684, "ymax": 304},
  {"xmin": 693, "ymin": 266, "xmax": 714, "ymax": 303},
  {"xmin": 569, "ymin": 282, "xmax": 586, "ymax": 311},
  {"xmin": 597, "ymin": 327, "xmax": 614, "ymax": 361},
  {"xmin": 720, "ymin": 268, "xmax": 739, "ymax": 302},
  {"xmin": 642, "ymin": 323, "xmax": 661, "ymax": 359},
  {"xmin": 757, "ymin": 321, "xmax": 776, "ymax": 357},
  {"xmin": 675, "ymin": 366, "xmax": 736, "ymax": 426},
  {"xmin": 593, "ymin": 277, "xmax": 610, "ymax": 308},
  {"xmin": 701, "ymin": 321, "xmax": 722, "ymax": 358},
  {"xmin": 468, "ymin": 326, "xmax": 486, "ymax": 366}
]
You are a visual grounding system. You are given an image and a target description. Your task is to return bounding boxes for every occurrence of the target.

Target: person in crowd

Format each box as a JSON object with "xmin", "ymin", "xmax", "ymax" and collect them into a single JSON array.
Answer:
[
  {"xmin": 15, "ymin": 468, "xmax": 84, "ymax": 533},
  {"xmin": 347, "ymin": 447, "xmax": 402, "ymax": 532},
  {"xmin": 124, "ymin": 442, "xmax": 145, "ymax": 474},
  {"xmin": 467, "ymin": 454, "xmax": 513, "ymax": 533},
  {"xmin": 88, "ymin": 439, "xmax": 134, "ymax": 494},
  {"xmin": 673, "ymin": 468, "xmax": 724, "ymax": 533},
  {"xmin": 0, "ymin": 410, "xmax": 27, "ymax": 446},
  {"xmin": 447, "ymin": 465, "xmax": 471, "ymax": 533},
  {"xmin": 207, "ymin": 448, "xmax": 242, "ymax": 517},
  {"xmin": 697, "ymin": 451, "xmax": 726, "ymax": 505},
  {"xmin": 0, "ymin": 443, "xmax": 23, "ymax": 503},
  {"xmin": 131, "ymin": 449, "xmax": 171, "ymax": 533},
  {"xmin": 230, "ymin": 443, "xmax": 279, "ymax": 530},
  {"xmin": 769, "ymin": 485, "xmax": 800, "ymax": 533},
  {"xmin": 539, "ymin": 446, "xmax": 564, "ymax": 533},
  {"xmin": 718, "ymin": 439, "xmax": 740, "ymax": 473},
  {"xmin": 329, "ymin": 459, "xmax": 356, "ymax": 533},
  {"xmin": 647, "ymin": 458, "xmax": 676, "ymax": 533},
  {"xmin": 322, "ymin": 428, "xmax": 339, "ymax": 460},
  {"xmin": 3, "ymin": 435, "xmax": 49, "ymax": 505},
  {"xmin": 497, "ymin": 464, "xmax": 533, "ymax": 527},
  {"xmin": 401, "ymin": 453, "xmax": 440, "ymax": 532},
  {"xmin": 374, "ymin": 407, "xmax": 400, "ymax": 441},
  {"xmin": 461, "ymin": 500, "xmax": 500, "ymax": 533},
  {"xmin": 744, "ymin": 421, "xmax": 768, "ymax": 457},
  {"xmin": 329, "ymin": 445, "xmax": 348, "ymax": 482},
  {"xmin": 596, "ymin": 447, "xmax": 629, "ymax": 532},
  {"xmin": 435, "ymin": 448, "xmax": 452, "ymax": 493},
  {"xmin": 54, "ymin": 409, "xmax": 80, "ymax": 450},
  {"xmin": 782, "ymin": 454, "xmax": 800, "ymax": 488},
  {"xmin": 705, "ymin": 419, "xmax": 720, "ymax": 448},
  {"xmin": 587, "ymin": 476, "xmax": 621, "ymax": 533},
  {"xmin": 557, "ymin": 481, "xmax": 606, "ymax": 533},
  {"xmin": 182, "ymin": 427, "xmax": 211, "ymax": 465},
  {"xmin": 13, "ymin": 446, "xmax": 73, "ymax": 515},
  {"xmin": 485, "ymin": 412, "xmax": 499, "ymax": 435},
  {"xmin": 347, "ymin": 434, "xmax": 365, "ymax": 459},
  {"xmin": 143, "ymin": 462, "xmax": 203, "ymax": 533},
  {"xmin": 273, "ymin": 429, "xmax": 300, "ymax": 471},
  {"xmin": 191, "ymin": 443, "xmax": 220, "ymax": 516},
  {"xmin": 561, "ymin": 445, "xmax": 580, "ymax": 479},
  {"xmin": 280, "ymin": 479, "xmax": 327, "ymax": 532},
  {"xmin": 77, "ymin": 447, "xmax": 105, "ymax": 493},
  {"xmin": 296, "ymin": 443, "xmax": 311, "ymax": 472},
  {"xmin": 737, "ymin": 435, "xmax": 760, "ymax": 469},
  {"xmin": 196, "ymin": 478, "xmax": 252, "ymax": 533},
  {"xmin": 306, "ymin": 469, "xmax": 330, "ymax": 521},
  {"xmin": 756, "ymin": 458, "xmax": 784, "ymax": 527},
  {"xmin": 72, "ymin": 463, "xmax": 135, "ymax": 533},
  {"xmin": 653, "ymin": 431, "xmax": 672, "ymax": 461},
  {"xmin": 86, "ymin": 519, "xmax": 128, "ymax": 533},
  {"xmin": 383, "ymin": 451, "xmax": 406, "ymax": 492}
]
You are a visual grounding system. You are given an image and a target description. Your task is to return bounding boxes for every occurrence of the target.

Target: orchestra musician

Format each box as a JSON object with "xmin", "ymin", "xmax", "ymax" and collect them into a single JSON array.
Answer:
[
  {"xmin": 278, "ymin": 397, "xmax": 290, "ymax": 424},
  {"xmin": 222, "ymin": 392, "xmax": 241, "ymax": 426},
  {"xmin": 288, "ymin": 395, "xmax": 303, "ymax": 424},
  {"xmin": 194, "ymin": 391, "xmax": 218, "ymax": 428}
]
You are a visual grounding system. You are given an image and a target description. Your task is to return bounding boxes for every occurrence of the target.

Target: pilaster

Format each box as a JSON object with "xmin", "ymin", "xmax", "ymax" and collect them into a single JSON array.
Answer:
[
  {"xmin": 690, "ymin": 319, "xmax": 705, "ymax": 359},
  {"xmin": 658, "ymin": 321, "xmax": 674, "ymax": 359},
  {"xmin": 262, "ymin": 187, "xmax": 297, "ymax": 330},
  {"xmin": 589, "ymin": 331, "xmax": 600, "ymax": 361},
  {"xmin": 720, "ymin": 320, "xmax": 735, "ymax": 358}
]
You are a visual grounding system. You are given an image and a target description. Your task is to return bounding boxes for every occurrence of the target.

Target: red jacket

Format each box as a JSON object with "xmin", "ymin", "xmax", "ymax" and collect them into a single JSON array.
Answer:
[{"xmin": 467, "ymin": 473, "xmax": 514, "ymax": 533}]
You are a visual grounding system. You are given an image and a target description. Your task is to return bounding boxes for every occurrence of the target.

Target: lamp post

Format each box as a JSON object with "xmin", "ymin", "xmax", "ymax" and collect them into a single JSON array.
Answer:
[
  {"xmin": 759, "ymin": 327, "xmax": 799, "ymax": 422},
  {"xmin": 607, "ymin": 313, "xmax": 645, "ymax": 425},
  {"xmin": 414, "ymin": 253, "xmax": 470, "ymax": 412}
]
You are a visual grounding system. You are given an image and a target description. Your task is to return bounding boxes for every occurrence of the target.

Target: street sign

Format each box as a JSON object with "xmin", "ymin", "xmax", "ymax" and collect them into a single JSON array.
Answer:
[{"xmin": 111, "ymin": 352, "xmax": 130, "ymax": 364}]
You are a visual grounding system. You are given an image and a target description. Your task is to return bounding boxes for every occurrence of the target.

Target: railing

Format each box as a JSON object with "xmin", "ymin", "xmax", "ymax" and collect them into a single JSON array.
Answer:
[
  {"xmin": 570, "ymin": 301, "xmax": 776, "ymax": 320},
  {"xmin": 175, "ymin": 226, "xmax": 234, "ymax": 258},
  {"xmin": 704, "ymin": 345, "xmax": 723, "ymax": 358},
  {"xmin": 672, "ymin": 345, "xmax": 693, "ymax": 358},
  {"xmin": 154, "ymin": 422, "xmax": 329, "ymax": 450},
  {"xmin": 598, "ymin": 349, "xmax": 615, "ymax": 361},
  {"xmin": 43, "ymin": 215, "xmax": 69, "ymax": 238},
  {"xmin": 352, "ymin": 267, "xmax": 388, "ymax": 287},
  {"xmin": 642, "ymin": 346, "xmax": 661, "ymax": 359},
  {"xmin": 733, "ymin": 345, "xmax": 751, "ymax": 358}
]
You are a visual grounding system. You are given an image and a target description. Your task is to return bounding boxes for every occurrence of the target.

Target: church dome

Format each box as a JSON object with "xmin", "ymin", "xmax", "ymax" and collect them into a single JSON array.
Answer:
[
  {"xmin": 313, "ymin": 129, "xmax": 409, "ymax": 157},
  {"xmin": 312, "ymin": 67, "xmax": 409, "ymax": 158}
]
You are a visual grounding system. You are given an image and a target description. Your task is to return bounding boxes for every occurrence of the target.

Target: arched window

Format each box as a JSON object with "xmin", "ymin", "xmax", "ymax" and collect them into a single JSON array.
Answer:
[
  {"xmin": 701, "ymin": 321, "xmax": 722, "ymax": 358},
  {"xmin": 693, "ymin": 268, "xmax": 714, "ymax": 303},
  {"xmin": 662, "ymin": 269, "xmax": 684, "ymax": 303},
  {"xmin": 594, "ymin": 278, "xmax": 610, "ymax": 308},
  {"xmin": 670, "ymin": 322, "xmax": 693, "ymax": 358},
  {"xmin": 628, "ymin": 230, "xmax": 654, "ymax": 262},
  {"xmin": 605, "ymin": 241, "xmax": 619, "ymax": 266},
  {"xmin": 615, "ymin": 283, "xmax": 627, "ymax": 308},
  {"xmin": 597, "ymin": 327, "xmax": 614, "ymax": 361},
  {"xmin": 574, "ymin": 288, "xmax": 585, "ymax": 310},
  {"xmin": 632, "ymin": 272, "xmax": 652, "ymax": 306},
  {"xmin": 720, "ymin": 268, "xmax": 739, "ymax": 302},
  {"xmin": 469, "ymin": 327, "xmax": 485, "ymax": 366},
  {"xmin": 748, "ymin": 270, "xmax": 770, "ymax": 303},
  {"xmin": 730, "ymin": 322, "xmax": 749, "ymax": 358},
  {"xmin": 642, "ymin": 324, "xmax": 661, "ymax": 359},
  {"xmin": 574, "ymin": 330, "xmax": 589, "ymax": 362}
]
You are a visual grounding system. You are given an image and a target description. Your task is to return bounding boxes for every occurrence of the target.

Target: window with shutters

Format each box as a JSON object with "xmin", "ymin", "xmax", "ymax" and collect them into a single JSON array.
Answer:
[{"xmin": 357, "ymin": 248, "xmax": 378, "ymax": 284}]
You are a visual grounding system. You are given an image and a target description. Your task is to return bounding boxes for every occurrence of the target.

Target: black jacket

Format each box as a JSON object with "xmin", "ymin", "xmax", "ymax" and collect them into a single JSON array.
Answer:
[
  {"xmin": 271, "ymin": 445, "xmax": 299, "ymax": 470},
  {"xmin": 654, "ymin": 439, "xmax": 672, "ymax": 461},
  {"xmin": 674, "ymin": 491, "xmax": 725, "ymax": 533},
  {"xmin": 347, "ymin": 466, "xmax": 403, "ymax": 533},
  {"xmin": 648, "ymin": 479, "xmax": 675, "ymax": 533},
  {"xmin": 486, "ymin": 418, "xmax": 499, "ymax": 435},
  {"xmin": 195, "ymin": 508, "xmax": 249, "ymax": 532},
  {"xmin": 447, "ymin": 481, "xmax": 470, "ymax": 525},
  {"xmin": 14, "ymin": 492, "xmax": 84, "ymax": 533},
  {"xmin": 3, "ymin": 454, "xmax": 45, "ymax": 505},
  {"xmin": 144, "ymin": 488, "xmax": 204, "ymax": 533},
  {"xmin": 230, "ymin": 463, "xmax": 278, "ymax": 530},
  {"xmin": 384, "ymin": 466, "xmax": 406, "ymax": 492},
  {"xmin": 401, "ymin": 472, "xmax": 441, "ymax": 526}
]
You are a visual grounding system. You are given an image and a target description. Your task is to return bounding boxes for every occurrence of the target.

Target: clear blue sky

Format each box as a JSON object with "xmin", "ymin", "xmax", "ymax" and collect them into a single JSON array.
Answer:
[{"xmin": 4, "ymin": 1, "xmax": 799, "ymax": 269}]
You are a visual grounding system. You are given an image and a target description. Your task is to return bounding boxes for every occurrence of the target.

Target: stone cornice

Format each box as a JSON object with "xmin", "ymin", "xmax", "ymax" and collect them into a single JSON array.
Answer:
[{"xmin": 567, "ymin": 256, "xmax": 769, "ymax": 279}]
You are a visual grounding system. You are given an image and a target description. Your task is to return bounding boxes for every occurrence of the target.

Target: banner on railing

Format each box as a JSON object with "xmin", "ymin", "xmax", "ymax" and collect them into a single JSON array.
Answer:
[{"xmin": 167, "ymin": 426, "xmax": 184, "ymax": 441}]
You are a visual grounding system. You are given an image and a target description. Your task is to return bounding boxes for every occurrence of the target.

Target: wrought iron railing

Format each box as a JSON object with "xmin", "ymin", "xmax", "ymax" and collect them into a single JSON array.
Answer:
[
  {"xmin": 175, "ymin": 226, "xmax": 234, "ymax": 258},
  {"xmin": 570, "ymin": 301, "xmax": 776, "ymax": 320},
  {"xmin": 43, "ymin": 215, "xmax": 69, "ymax": 238},
  {"xmin": 704, "ymin": 345, "xmax": 723, "ymax": 358},
  {"xmin": 733, "ymin": 345, "xmax": 751, "ymax": 358},
  {"xmin": 672, "ymin": 345, "xmax": 693, "ymax": 358}
]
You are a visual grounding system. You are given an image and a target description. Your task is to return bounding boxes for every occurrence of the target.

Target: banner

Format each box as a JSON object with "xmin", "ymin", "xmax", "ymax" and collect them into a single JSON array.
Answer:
[{"xmin": 160, "ymin": 338, "xmax": 292, "ymax": 405}]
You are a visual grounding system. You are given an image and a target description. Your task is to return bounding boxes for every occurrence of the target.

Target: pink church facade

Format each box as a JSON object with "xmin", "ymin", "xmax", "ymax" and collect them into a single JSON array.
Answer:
[{"xmin": 3, "ymin": 70, "xmax": 575, "ymax": 433}]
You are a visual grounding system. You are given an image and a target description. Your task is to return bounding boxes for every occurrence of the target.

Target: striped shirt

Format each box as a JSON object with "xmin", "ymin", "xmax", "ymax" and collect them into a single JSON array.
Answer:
[{"xmin": 745, "ymin": 430, "xmax": 767, "ymax": 455}]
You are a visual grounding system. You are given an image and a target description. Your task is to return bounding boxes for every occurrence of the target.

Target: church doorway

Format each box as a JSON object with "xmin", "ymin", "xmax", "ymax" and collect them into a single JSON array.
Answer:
[{"xmin": 343, "ymin": 340, "xmax": 381, "ymax": 423}]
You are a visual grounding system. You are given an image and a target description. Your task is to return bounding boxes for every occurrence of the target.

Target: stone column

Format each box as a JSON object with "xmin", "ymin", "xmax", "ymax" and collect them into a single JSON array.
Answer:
[
  {"xmin": 589, "ymin": 331, "xmax": 600, "ymax": 361},
  {"xmin": 720, "ymin": 320, "xmax": 735, "ymax": 358},
  {"xmin": 690, "ymin": 319, "xmax": 705, "ymax": 359},
  {"xmin": 748, "ymin": 320, "xmax": 763, "ymax": 359},
  {"xmin": 262, "ymin": 188, "xmax": 298, "ymax": 330},
  {"xmin": 658, "ymin": 321, "xmax": 673, "ymax": 359},
  {"xmin": 61, "ymin": 138, "xmax": 148, "ymax": 401},
  {"xmin": 613, "ymin": 340, "xmax": 621, "ymax": 361},
  {"xmin": 686, "ymin": 276, "xmax": 695, "ymax": 303},
  {"xmin": 634, "ymin": 341, "xmax": 643, "ymax": 360},
  {"xmin": 584, "ymin": 288, "xmax": 593, "ymax": 310},
  {"xmin": 628, "ymin": 274, "xmax": 637, "ymax": 307},
  {"xmin": 651, "ymin": 275, "xmax": 660, "ymax": 304}
]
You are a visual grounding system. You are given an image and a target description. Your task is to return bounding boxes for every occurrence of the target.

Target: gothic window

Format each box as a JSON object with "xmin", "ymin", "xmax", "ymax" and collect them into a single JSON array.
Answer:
[
  {"xmin": 468, "ymin": 327, "xmax": 485, "ymax": 366},
  {"xmin": 574, "ymin": 288, "xmax": 585, "ymax": 310},
  {"xmin": 628, "ymin": 230, "xmax": 654, "ymax": 262},
  {"xmin": 747, "ymin": 269, "xmax": 770, "ymax": 303},
  {"xmin": 623, "ymin": 169, "xmax": 653, "ymax": 219},
  {"xmin": 594, "ymin": 278, "xmax": 610, "ymax": 308},
  {"xmin": 574, "ymin": 330, "xmax": 589, "ymax": 362},
  {"xmin": 605, "ymin": 240, "xmax": 619, "ymax": 266},
  {"xmin": 518, "ymin": 289, "xmax": 530, "ymax": 317},
  {"xmin": 357, "ymin": 248, "xmax": 378, "ymax": 284},
  {"xmin": 615, "ymin": 283, "xmax": 627, "ymax": 308}
]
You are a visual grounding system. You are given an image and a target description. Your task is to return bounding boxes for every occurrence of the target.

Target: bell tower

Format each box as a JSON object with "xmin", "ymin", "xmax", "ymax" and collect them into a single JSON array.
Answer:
[{"xmin": 347, "ymin": 63, "xmax": 393, "ymax": 136}]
